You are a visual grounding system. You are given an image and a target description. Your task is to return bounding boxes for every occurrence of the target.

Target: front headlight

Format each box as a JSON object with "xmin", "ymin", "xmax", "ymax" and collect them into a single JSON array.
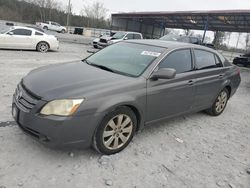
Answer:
[
  {"xmin": 108, "ymin": 40, "xmax": 114, "ymax": 45},
  {"xmin": 40, "ymin": 99, "xmax": 84, "ymax": 116}
]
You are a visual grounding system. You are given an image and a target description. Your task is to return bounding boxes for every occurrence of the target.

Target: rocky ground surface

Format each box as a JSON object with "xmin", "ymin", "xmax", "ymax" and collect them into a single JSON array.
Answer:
[{"xmin": 0, "ymin": 42, "xmax": 249, "ymax": 188}]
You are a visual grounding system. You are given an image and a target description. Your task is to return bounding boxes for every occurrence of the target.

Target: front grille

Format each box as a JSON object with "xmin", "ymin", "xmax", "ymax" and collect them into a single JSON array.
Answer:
[
  {"xmin": 100, "ymin": 38, "xmax": 107, "ymax": 43},
  {"xmin": 14, "ymin": 83, "xmax": 40, "ymax": 112}
]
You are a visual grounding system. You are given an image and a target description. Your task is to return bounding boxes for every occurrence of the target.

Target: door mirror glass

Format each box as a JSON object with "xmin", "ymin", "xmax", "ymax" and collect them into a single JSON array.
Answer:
[{"xmin": 151, "ymin": 68, "xmax": 176, "ymax": 80}]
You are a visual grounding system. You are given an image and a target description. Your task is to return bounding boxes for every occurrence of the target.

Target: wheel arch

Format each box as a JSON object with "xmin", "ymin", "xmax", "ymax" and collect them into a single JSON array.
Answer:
[
  {"xmin": 36, "ymin": 41, "xmax": 50, "ymax": 49},
  {"xmin": 97, "ymin": 100, "xmax": 145, "ymax": 132}
]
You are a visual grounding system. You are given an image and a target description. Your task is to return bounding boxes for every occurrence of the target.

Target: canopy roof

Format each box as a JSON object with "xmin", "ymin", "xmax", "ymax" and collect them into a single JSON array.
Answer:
[{"xmin": 112, "ymin": 10, "xmax": 250, "ymax": 32}]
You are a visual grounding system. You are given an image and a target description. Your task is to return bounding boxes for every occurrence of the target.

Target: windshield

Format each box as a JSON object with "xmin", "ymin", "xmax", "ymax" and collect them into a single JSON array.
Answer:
[
  {"xmin": 0, "ymin": 27, "xmax": 11, "ymax": 34},
  {"xmin": 86, "ymin": 42, "xmax": 166, "ymax": 77},
  {"xmin": 112, "ymin": 32, "xmax": 126, "ymax": 39}
]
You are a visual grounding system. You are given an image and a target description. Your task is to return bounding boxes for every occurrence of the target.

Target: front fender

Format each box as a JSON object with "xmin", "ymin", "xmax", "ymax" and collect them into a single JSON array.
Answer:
[{"xmin": 96, "ymin": 95, "xmax": 146, "ymax": 130}]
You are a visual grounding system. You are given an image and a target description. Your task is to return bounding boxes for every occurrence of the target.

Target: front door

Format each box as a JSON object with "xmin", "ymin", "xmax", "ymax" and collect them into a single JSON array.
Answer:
[
  {"xmin": 146, "ymin": 49, "xmax": 196, "ymax": 122},
  {"xmin": 3, "ymin": 29, "xmax": 33, "ymax": 49}
]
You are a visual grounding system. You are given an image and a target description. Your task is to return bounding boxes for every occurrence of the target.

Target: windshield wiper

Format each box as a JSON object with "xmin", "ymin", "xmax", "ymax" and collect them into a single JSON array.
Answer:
[{"xmin": 90, "ymin": 64, "xmax": 115, "ymax": 73}]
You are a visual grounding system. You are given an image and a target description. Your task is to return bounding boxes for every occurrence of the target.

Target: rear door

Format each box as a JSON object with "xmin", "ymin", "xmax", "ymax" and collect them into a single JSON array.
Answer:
[
  {"xmin": 192, "ymin": 49, "xmax": 228, "ymax": 109},
  {"xmin": 146, "ymin": 49, "xmax": 196, "ymax": 122}
]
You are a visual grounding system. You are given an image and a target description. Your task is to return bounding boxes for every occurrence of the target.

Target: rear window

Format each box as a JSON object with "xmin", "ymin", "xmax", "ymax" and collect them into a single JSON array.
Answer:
[
  {"xmin": 134, "ymin": 34, "xmax": 142, "ymax": 39},
  {"xmin": 35, "ymin": 32, "xmax": 43, "ymax": 36}
]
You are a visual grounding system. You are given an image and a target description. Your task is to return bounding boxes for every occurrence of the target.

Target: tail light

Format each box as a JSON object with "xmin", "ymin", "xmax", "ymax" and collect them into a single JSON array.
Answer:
[{"xmin": 236, "ymin": 67, "xmax": 241, "ymax": 75}]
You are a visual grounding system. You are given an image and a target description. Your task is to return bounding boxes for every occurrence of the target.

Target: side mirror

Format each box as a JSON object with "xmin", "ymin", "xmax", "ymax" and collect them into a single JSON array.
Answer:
[
  {"xmin": 124, "ymin": 37, "xmax": 128, "ymax": 40},
  {"xmin": 87, "ymin": 49, "xmax": 99, "ymax": 54},
  {"xmin": 150, "ymin": 68, "xmax": 176, "ymax": 80},
  {"xmin": 99, "ymin": 34, "xmax": 103, "ymax": 37},
  {"xmin": 8, "ymin": 32, "xmax": 14, "ymax": 35}
]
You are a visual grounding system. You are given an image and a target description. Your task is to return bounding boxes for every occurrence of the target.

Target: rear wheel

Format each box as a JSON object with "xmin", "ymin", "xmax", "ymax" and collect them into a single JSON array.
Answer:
[
  {"xmin": 93, "ymin": 107, "xmax": 137, "ymax": 155},
  {"xmin": 37, "ymin": 42, "xmax": 49, "ymax": 53},
  {"xmin": 61, "ymin": 29, "xmax": 66, "ymax": 34},
  {"xmin": 43, "ymin": 26, "xmax": 48, "ymax": 30},
  {"xmin": 205, "ymin": 88, "xmax": 229, "ymax": 116}
]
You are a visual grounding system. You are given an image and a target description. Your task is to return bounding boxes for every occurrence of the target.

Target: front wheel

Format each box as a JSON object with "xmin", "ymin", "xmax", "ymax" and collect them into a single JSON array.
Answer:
[
  {"xmin": 37, "ymin": 42, "xmax": 49, "ymax": 53},
  {"xmin": 93, "ymin": 107, "xmax": 137, "ymax": 155},
  {"xmin": 205, "ymin": 88, "xmax": 229, "ymax": 116}
]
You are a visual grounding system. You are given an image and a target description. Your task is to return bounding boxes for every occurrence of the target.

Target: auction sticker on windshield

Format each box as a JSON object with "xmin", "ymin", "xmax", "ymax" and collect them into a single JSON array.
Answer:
[{"xmin": 141, "ymin": 51, "xmax": 161, "ymax": 57}]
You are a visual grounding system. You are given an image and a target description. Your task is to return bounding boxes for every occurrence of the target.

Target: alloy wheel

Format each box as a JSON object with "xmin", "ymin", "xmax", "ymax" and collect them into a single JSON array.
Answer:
[
  {"xmin": 102, "ymin": 114, "xmax": 133, "ymax": 150},
  {"xmin": 215, "ymin": 91, "xmax": 228, "ymax": 113}
]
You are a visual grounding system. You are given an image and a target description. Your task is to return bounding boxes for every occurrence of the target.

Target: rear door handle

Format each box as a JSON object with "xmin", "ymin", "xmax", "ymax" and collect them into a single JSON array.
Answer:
[
  {"xmin": 188, "ymin": 80, "xmax": 194, "ymax": 86},
  {"xmin": 219, "ymin": 74, "xmax": 224, "ymax": 79}
]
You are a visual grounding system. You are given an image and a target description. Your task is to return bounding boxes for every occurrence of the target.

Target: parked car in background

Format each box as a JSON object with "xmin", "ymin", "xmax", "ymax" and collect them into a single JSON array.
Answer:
[
  {"xmin": 160, "ymin": 34, "xmax": 215, "ymax": 49},
  {"xmin": 160, "ymin": 34, "xmax": 202, "ymax": 44},
  {"xmin": 233, "ymin": 53, "xmax": 250, "ymax": 67},
  {"xmin": 97, "ymin": 31, "xmax": 143, "ymax": 48},
  {"xmin": 36, "ymin": 21, "xmax": 66, "ymax": 33},
  {"xmin": 12, "ymin": 40, "xmax": 241, "ymax": 155},
  {"xmin": 26, "ymin": 26, "xmax": 44, "ymax": 33},
  {"xmin": 92, "ymin": 31, "xmax": 116, "ymax": 48},
  {"xmin": 0, "ymin": 26, "xmax": 59, "ymax": 52}
]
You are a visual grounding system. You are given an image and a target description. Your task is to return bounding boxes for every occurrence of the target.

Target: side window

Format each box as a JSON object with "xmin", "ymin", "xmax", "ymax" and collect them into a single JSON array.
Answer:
[
  {"xmin": 45, "ymin": 21, "xmax": 50, "ymax": 24},
  {"xmin": 126, "ymin": 33, "xmax": 134, "ymax": 39},
  {"xmin": 35, "ymin": 32, "xmax": 43, "ymax": 36},
  {"xmin": 194, "ymin": 50, "xmax": 218, "ymax": 70},
  {"xmin": 11, "ymin": 29, "xmax": 32, "ymax": 36},
  {"xmin": 159, "ymin": 49, "xmax": 193, "ymax": 74},
  {"xmin": 214, "ymin": 55, "xmax": 223, "ymax": 67},
  {"xmin": 134, "ymin": 34, "xmax": 142, "ymax": 39},
  {"xmin": 190, "ymin": 37, "xmax": 199, "ymax": 44},
  {"xmin": 51, "ymin": 22, "xmax": 56, "ymax": 26}
]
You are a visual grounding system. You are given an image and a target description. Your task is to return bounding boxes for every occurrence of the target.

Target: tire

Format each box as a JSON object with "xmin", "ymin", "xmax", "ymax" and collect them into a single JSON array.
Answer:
[
  {"xmin": 205, "ymin": 88, "xmax": 229, "ymax": 116},
  {"xmin": 93, "ymin": 106, "xmax": 137, "ymax": 155},
  {"xmin": 93, "ymin": 45, "xmax": 98, "ymax": 49},
  {"xmin": 36, "ymin": 42, "xmax": 49, "ymax": 53},
  {"xmin": 43, "ymin": 26, "xmax": 48, "ymax": 30},
  {"xmin": 61, "ymin": 29, "xmax": 66, "ymax": 34}
]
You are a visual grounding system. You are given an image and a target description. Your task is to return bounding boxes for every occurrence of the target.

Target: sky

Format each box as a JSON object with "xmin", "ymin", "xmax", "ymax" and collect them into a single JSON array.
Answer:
[
  {"xmin": 60, "ymin": 0, "xmax": 250, "ymax": 15},
  {"xmin": 59, "ymin": 0, "xmax": 250, "ymax": 48}
]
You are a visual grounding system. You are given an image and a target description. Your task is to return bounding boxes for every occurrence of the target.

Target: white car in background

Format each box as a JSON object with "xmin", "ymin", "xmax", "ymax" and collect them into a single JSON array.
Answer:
[
  {"xmin": 97, "ymin": 31, "xmax": 143, "ymax": 48},
  {"xmin": 36, "ymin": 21, "xmax": 66, "ymax": 33},
  {"xmin": 0, "ymin": 26, "xmax": 59, "ymax": 52}
]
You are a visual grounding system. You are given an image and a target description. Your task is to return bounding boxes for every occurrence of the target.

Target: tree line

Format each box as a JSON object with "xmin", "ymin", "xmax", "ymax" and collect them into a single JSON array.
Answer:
[{"xmin": 0, "ymin": 0, "xmax": 110, "ymax": 29}]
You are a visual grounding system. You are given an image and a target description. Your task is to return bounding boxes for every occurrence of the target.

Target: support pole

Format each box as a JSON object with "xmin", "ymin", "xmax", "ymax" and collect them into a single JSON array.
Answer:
[
  {"xmin": 202, "ymin": 15, "xmax": 209, "ymax": 43},
  {"xmin": 66, "ymin": 0, "xmax": 71, "ymax": 33}
]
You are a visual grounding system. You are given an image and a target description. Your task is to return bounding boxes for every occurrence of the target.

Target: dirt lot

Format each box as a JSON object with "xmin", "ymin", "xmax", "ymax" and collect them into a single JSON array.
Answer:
[{"xmin": 0, "ymin": 42, "xmax": 249, "ymax": 188}]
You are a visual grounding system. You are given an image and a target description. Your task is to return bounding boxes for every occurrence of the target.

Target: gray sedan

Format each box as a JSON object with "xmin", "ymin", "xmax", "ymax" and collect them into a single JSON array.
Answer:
[{"xmin": 12, "ymin": 40, "xmax": 241, "ymax": 154}]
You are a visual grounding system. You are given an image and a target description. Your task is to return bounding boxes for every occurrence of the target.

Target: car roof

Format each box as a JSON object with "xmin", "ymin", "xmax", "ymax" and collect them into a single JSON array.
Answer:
[
  {"xmin": 115, "ymin": 31, "xmax": 142, "ymax": 34},
  {"xmin": 125, "ymin": 39, "xmax": 218, "ymax": 53},
  {"xmin": 11, "ymin": 26, "xmax": 45, "ymax": 33}
]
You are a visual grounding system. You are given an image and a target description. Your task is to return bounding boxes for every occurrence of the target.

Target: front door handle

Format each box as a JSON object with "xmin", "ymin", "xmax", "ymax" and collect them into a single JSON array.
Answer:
[{"xmin": 188, "ymin": 80, "xmax": 194, "ymax": 86}]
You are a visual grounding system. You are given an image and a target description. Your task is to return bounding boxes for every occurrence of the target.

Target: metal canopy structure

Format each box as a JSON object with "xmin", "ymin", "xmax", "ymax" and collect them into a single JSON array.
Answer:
[
  {"xmin": 112, "ymin": 10, "xmax": 250, "ymax": 32},
  {"xmin": 111, "ymin": 10, "xmax": 250, "ymax": 39}
]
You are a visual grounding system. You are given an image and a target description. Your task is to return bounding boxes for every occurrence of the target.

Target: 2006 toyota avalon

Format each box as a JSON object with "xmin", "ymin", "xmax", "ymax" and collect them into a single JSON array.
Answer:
[{"xmin": 12, "ymin": 40, "xmax": 241, "ymax": 155}]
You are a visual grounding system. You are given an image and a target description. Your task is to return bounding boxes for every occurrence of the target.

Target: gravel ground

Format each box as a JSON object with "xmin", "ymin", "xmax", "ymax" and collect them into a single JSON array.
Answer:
[{"xmin": 0, "ymin": 42, "xmax": 249, "ymax": 188}]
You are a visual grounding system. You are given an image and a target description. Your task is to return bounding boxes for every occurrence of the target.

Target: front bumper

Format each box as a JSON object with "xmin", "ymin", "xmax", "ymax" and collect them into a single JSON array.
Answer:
[
  {"xmin": 50, "ymin": 41, "xmax": 59, "ymax": 51},
  {"xmin": 97, "ymin": 42, "xmax": 109, "ymax": 48},
  {"xmin": 12, "ymin": 85, "xmax": 101, "ymax": 149}
]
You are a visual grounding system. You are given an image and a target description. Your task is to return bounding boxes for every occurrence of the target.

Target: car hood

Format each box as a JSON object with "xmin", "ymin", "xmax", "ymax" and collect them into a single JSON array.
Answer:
[
  {"xmin": 100, "ymin": 36, "xmax": 112, "ymax": 40},
  {"xmin": 22, "ymin": 61, "xmax": 134, "ymax": 100}
]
